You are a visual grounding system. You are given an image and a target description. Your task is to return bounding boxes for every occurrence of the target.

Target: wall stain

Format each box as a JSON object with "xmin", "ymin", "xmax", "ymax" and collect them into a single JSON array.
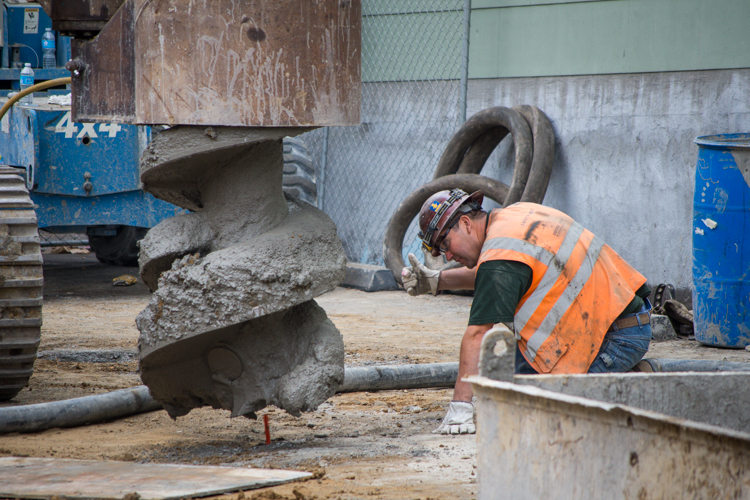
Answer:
[{"xmin": 247, "ymin": 27, "xmax": 266, "ymax": 43}]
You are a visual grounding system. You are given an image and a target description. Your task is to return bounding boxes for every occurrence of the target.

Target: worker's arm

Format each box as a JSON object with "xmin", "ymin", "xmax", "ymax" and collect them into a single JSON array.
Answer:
[
  {"xmin": 453, "ymin": 323, "xmax": 492, "ymax": 401},
  {"xmin": 433, "ymin": 322, "xmax": 492, "ymax": 435},
  {"xmin": 438, "ymin": 266, "xmax": 475, "ymax": 291}
]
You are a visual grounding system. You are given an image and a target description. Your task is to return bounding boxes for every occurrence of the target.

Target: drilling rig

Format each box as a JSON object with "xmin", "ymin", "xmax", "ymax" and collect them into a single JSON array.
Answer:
[{"xmin": 34, "ymin": 0, "xmax": 361, "ymax": 418}]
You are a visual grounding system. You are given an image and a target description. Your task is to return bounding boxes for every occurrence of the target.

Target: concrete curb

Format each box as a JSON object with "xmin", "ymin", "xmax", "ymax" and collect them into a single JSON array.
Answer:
[
  {"xmin": 650, "ymin": 314, "xmax": 678, "ymax": 341},
  {"xmin": 342, "ymin": 262, "xmax": 399, "ymax": 292}
]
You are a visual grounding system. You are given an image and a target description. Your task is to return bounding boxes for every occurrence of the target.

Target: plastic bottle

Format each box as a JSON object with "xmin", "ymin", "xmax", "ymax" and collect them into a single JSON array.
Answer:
[
  {"xmin": 19, "ymin": 63, "xmax": 34, "ymax": 105},
  {"xmin": 42, "ymin": 28, "xmax": 56, "ymax": 69}
]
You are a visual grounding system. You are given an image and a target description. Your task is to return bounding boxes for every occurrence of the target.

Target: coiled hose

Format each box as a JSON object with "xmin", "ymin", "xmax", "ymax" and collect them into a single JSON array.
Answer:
[{"xmin": 383, "ymin": 105, "xmax": 555, "ymax": 283}]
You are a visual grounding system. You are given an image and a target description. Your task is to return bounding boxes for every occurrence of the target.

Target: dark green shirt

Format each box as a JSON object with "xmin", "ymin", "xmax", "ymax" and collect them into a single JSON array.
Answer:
[{"xmin": 468, "ymin": 260, "xmax": 650, "ymax": 326}]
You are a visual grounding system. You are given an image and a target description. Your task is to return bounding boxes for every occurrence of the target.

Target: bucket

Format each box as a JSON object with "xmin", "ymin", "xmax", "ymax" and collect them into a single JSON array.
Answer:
[{"xmin": 693, "ymin": 133, "xmax": 750, "ymax": 347}]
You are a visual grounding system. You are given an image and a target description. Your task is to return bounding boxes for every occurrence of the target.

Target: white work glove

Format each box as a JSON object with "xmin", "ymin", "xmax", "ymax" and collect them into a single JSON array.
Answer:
[
  {"xmin": 401, "ymin": 253, "xmax": 440, "ymax": 296},
  {"xmin": 433, "ymin": 401, "xmax": 475, "ymax": 435}
]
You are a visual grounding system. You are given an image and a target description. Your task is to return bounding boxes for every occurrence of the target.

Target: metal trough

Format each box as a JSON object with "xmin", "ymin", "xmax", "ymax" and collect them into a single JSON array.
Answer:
[{"xmin": 468, "ymin": 329, "xmax": 750, "ymax": 499}]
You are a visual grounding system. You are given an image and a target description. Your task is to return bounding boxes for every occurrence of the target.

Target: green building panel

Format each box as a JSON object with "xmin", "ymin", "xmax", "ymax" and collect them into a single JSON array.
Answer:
[
  {"xmin": 362, "ymin": 2, "xmax": 464, "ymax": 82},
  {"xmin": 363, "ymin": 0, "xmax": 462, "ymax": 16},
  {"xmin": 469, "ymin": 0, "xmax": 750, "ymax": 78},
  {"xmin": 360, "ymin": 0, "xmax": 750, "ymax": 82}
]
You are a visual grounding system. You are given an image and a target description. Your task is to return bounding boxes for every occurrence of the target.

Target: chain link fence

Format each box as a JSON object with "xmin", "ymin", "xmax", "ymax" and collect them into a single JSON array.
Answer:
[
  {"xmin": 301, "ymin": 0, "xmax": 469, "ymax": 266},
  {"xmin": 39, "ymin": 230, "xmax": 88, "ymax": 248}
]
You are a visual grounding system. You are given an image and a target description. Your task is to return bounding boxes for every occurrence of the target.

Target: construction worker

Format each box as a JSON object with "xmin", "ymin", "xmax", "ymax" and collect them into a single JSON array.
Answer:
[{"xmin": 402, "ymin": 189, "xmax": 652, "ymax": 434}]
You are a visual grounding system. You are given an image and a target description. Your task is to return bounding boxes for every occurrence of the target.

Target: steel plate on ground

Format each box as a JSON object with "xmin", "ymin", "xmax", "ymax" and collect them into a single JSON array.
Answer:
[{"xmin": 0, "ymin": 457, "xmax": 310, "ymax": 499}]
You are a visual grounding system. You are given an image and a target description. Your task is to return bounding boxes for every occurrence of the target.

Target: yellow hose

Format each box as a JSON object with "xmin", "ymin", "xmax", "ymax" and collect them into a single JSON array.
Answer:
[{"xmin": 0, "ymin": 77, "xmax": 72, "ymax": 123}]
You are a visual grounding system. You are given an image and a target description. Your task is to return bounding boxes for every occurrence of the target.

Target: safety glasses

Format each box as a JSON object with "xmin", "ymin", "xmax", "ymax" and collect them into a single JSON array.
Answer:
[{"xmin": 436, "ymin": 216, "xmax": 461, "ymax": 254}]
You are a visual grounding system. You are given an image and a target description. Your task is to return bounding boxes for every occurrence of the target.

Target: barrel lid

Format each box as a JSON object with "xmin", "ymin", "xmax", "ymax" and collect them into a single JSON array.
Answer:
[{"xmin": 695, "ymin": 133, "xmax": 750, "ymax": 150}]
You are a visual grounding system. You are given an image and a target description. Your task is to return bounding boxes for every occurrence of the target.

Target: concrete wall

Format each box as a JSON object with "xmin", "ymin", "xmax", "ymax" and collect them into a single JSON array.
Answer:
[
  {"xmin": 516, "ymin": 372, "xmax": 750, "ymax": 434},
  {"xmin": 468, "ymin": 68, "xmax": 750, "ymax": 297}
]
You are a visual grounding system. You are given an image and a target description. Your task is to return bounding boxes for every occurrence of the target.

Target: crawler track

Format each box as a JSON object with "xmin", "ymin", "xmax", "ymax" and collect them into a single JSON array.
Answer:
[{"xmin": 0, "ymin": 166, "xmax": 43, "ymax": 401}]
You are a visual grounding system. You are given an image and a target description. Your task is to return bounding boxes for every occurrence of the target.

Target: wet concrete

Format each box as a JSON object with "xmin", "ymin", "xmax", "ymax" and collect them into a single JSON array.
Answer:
[
  {"xmin": 136, "ymin": 126, "xmax": 346, "ymax": 419},
  {"xmin": 37, "ymin": 349, "xmax": 137, "ymax": 363}
]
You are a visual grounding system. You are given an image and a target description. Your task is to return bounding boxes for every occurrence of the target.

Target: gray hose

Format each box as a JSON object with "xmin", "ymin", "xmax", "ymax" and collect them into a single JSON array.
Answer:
[
  {"xmin": 0, "ymin": 363, "xmax": 460, "ymax": 434},
  {"xmin": 4, "ymin": 358, "xmax": 748, "ymax": 434},
  {"xmin": 645, "ymin": 358, "xmax": 750, "ymax": 372},
  {"xmin": 0, "ymin": 385, "xmax": 160, "ymax": 434},
  {"xmin": 340, "ymin": 362, "xmax": 458, "ymax": 393}
]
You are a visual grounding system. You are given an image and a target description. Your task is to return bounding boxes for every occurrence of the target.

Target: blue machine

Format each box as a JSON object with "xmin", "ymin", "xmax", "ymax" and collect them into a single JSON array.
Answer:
[
  {"xmin": 0, "ymin": 99, "xmax": 185, "ymax": 263},
  {"xmin": 0, "ymin": 2, "xmax": 70, "ymax": 85},
  {"xmin": 0, "ymin": 4, "xmax": 184, "ymax": 265}
]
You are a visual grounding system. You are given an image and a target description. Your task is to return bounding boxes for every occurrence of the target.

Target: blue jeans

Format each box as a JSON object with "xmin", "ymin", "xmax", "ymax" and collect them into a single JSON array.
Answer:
[{"xmin": 514, "ymin": 302, "xmax": 652, "ymax": 374}]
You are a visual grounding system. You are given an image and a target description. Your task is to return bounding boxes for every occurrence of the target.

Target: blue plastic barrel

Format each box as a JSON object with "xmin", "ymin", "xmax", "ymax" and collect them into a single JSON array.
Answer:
[{"xmin": 693, "ymin": 134, "xmax": 750, "ymax": 347}]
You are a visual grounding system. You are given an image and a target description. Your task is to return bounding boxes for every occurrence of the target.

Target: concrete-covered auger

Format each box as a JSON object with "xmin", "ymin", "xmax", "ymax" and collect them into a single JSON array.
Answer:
[
  {"xmin": 135, "ymin": 127, "xmax": 348, "ymax": 419},
  {"xmin": 51, "ymin": 0, "xmax": 362, "ymax": 419}
]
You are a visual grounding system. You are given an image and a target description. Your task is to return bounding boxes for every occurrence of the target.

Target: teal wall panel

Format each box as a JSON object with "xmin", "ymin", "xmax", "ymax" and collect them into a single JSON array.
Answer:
[
  {"xmin": 469, "ymin": 0, "xmax": 750, "ymax": 78},
  {"xmin": 362, "ymin": 2, "xmax": 463, "ymax": 82},
  {"xmin": 361, "ymin": 0, "xmax": 750, "ymax": 82},
  {"xmin": 363, "ymin": 0, "xmax": 461, "ymax": 15},
  {"xmin": 474, "ymin": 0, "xmax": 606, "ymax": 7}
]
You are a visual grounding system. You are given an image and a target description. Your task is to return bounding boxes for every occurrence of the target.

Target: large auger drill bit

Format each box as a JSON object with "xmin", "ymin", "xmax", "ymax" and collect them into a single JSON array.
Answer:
[
  {"xmin": 135, "ymin": 127, "xmax": 346, "ymax": 419},
  {"xmin": 56, "ymin": 0, "xmax": 360, "ymax": 419}
]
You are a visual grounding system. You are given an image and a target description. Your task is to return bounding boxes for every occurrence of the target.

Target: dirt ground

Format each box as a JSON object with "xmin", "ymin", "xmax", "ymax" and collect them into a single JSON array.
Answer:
[{"xmin": 1, "ymin": 253, "xmax": 749, "ymax": 500}]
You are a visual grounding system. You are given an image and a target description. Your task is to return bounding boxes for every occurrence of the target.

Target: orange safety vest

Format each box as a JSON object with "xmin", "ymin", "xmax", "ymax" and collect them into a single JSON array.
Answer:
[{"xmin": 477, "ymin": 203, "xmax": 646, "ymax": 374}]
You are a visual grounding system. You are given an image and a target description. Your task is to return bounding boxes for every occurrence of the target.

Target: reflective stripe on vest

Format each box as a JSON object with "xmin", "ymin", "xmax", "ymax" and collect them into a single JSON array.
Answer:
[
  {"xmin": 481, "ymin": 221, "xmax": 602, "ymax": 361},
  {"xmin": 511, "ymin": 221, "xmax": 584, "ymax": 336},
  {"xmin": 525, "ymin": 235, "xmax": 604, "ymax": 361},
  {"xmin": 477, "ymin": 203, "xmax": 647, "ymax": 373}
]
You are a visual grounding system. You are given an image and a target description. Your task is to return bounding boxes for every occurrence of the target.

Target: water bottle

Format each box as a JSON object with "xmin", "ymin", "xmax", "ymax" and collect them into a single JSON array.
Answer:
[
  {"xmin": 42, "ymin": 28, "xmax": 56, "ymax": 69},
  {"xmin": 19, "ymin": 64, "xmax": 34, "ymax": 105}
]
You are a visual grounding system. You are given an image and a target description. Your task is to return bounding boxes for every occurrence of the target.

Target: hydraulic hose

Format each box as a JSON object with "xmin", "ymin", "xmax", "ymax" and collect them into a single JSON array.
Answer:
[
  {"xmin": 0, "ymin": 363, "xmax": 460, "ymax": 434},
  {"xmin": 382, "ymin": 105, "xmax": 556, "ymax": 284},
  {"xmin": 339, "ymin": 362, "xmax": 458, "ymax": 393},
  {"xmin": 644, "ymin": 358, "xmax": 750, "ymax": 373},
  {"xmin": 2, "ymin": 358, "xmax": 749, "ymax": 434},
  {"xmin": 0, "ymin": 385, "xmax": 160, "ymax": 434},
  {"xmin": 0, "ymin": 77, "xmax": 72, "ymax": 123}
]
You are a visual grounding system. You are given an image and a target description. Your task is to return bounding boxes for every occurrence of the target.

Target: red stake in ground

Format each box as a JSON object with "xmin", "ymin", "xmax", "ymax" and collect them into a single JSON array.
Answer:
[{"xmin": 263, "ymin": 414, "xmax": 271, "ymax": 445}]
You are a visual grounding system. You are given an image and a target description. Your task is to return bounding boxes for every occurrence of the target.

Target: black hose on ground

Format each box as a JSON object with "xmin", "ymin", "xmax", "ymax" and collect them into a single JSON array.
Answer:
[
  {"xmin": 340, "ymin": 362, "xmax": 458, "ymax": 393},
  {"xmin": 0, "ymin": 363, "xmax": 460, "ymax": 434},
  {"xmin": 2, "ymin": 358, "xmax": 749, "ymax": 434},
  {"xmin": 0, "ymin": 386, "xmax": 160, "ymax": 434},
  {"xmin": 382, "ymin": 105, "xmax": 556, "ymax": 284}
]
